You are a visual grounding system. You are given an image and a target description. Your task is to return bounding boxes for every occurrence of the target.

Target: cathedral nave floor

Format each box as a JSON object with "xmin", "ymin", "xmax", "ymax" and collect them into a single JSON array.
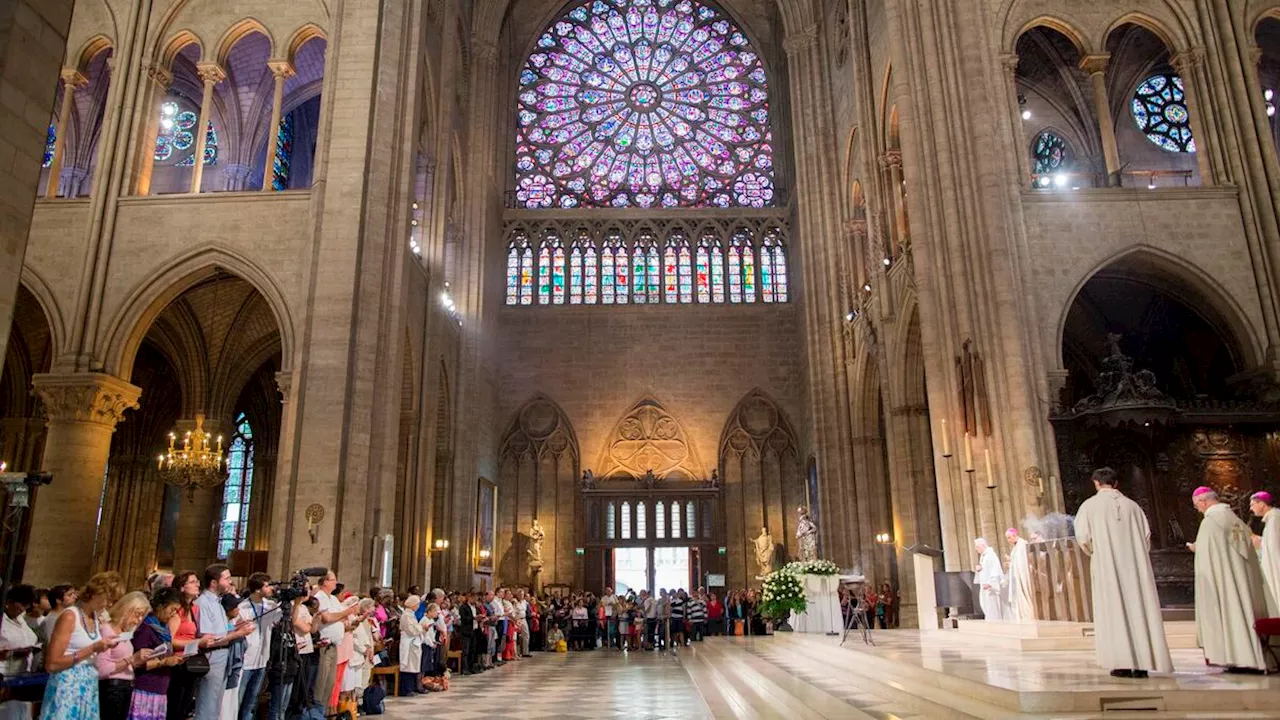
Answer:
[{"xmin": 386, "ymin": 633, "xmax": 1280, "ymax": 719}]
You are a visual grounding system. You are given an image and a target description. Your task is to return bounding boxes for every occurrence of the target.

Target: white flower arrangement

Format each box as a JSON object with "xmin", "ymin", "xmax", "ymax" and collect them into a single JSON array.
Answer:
[
  {"xmin": 759, "ymin": 567, "xmax": 807, "ymax": 619},
  {"xmin": 781, "ymin": 559, "xmax": 839, "ymax": 576}
]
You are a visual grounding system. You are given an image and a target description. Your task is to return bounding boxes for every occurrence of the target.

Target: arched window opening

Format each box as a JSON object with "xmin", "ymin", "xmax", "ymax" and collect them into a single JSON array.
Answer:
[
  {"xmin": 1031, "ymin": 131, "xmax": 1071, "ymax": 175},
  {"xmin": 621, "ymin": 501, "xmax": 632, "ymax": 539},
  {"xmin": 1132, "ymin": 74, "xmax": 1194, "ymax": 153},
  {"xmin": 655, "ymin": 501, "xmax": 666, "ymax": 538},
  {"xmin": 40, "ymin": 46, "xmax": 113, "ymax": 198},
  {"xmin": 696, "ymin": 231, "xmax": 725, "ymax": 303},
  {"xmin": 570, "ymin": 230, "xmax": 598, "ymax": 304},
  {"xmin": 607, "ymin": 502, "xmax": 616, "ymax": 539},
  {"xmin": 670, "ymin": 501, "xmax": 681, "ymax": 539},
  {"xmin": 664, "ymin": 232, "xmax": 693, "ymax": 304},
  {"xmin": 633, "ymin": 233, "xmax": 660, "ymax": 304},
  {"xmin": 538, "ymin": 233, "xmax": 567, "ymax": 304},
  {"xmin": 760, "ymin": 229, "xmax": 787, "ymax": 303},
  {"xmin": 506, "ymin": 232, "xmax": 535, "ymax": 305},
  {"xmin": 686, "ymin": 500, "xmax": 696, "ymax": 538},
  {"xmin": 728, "ymin": 229, "xmax": 756, "ymax": 303},
  {"xmin": 602, "ymin": 233, "xmax": 628, "ymax": 305},
  {"xmin": 513, "ymin": 0, "xmax": 776, "ymax": 209},
  {"xmin": 637, "ymin": 501, "xmax": 647, "ymax": 539},
  {"xmin": 218, "ymin": 412, "xmax": 254, "ymax": 559}
]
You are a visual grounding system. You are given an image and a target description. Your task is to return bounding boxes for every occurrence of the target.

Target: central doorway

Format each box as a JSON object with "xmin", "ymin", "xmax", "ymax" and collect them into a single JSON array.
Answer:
[{"xmin": 613, "ymin": 546, "xmax": 691, "ymax": 594}]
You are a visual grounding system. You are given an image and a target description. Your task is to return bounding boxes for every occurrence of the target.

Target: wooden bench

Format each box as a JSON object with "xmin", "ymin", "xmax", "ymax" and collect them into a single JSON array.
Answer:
[{"xmin": 369, "ymin": 666, "xmax": 399, "ymax": 697}]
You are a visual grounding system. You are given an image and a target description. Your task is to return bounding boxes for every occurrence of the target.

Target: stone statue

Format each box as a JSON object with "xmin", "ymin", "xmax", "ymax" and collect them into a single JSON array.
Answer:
[
  {"xmin": 753, "ymin": 527, "xmax": 775, "ymax": 575},
  {"xmin": 581, "ymin": 469, "xmax": 596, "ymax": 489},
  {"xmin": 796, "ymin": 505, "xmax": 819, "ymax": 561},
  {"xmin": 641, "ymin": 469, "xmax": 657, "ymax": 488},
  {"xmin": 528, "ymin": 519, "xmax": 545, "ymax": 566}
]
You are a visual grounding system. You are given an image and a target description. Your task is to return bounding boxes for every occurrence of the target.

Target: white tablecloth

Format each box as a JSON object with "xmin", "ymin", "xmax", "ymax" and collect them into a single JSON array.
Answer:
[{"xmin": 788, "ymin": 574, "xmax": 841, "ymax": 633}]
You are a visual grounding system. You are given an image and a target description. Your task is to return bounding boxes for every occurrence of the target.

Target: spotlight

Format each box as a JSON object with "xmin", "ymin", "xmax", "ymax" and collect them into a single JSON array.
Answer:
[
  {"xmin": 1147, "ymin": 181, "xmax": 1157, "ymax": 190},
  {"xmin": 412, "ymin": 201, "xmax": 419, "ymax": 210},
  {"xmin": 1053, "ymin": 173, "xmax": 1068, "ymax": 188},
  {"xmin": 845, "ymin": 310, "xmax": 856, "ymax": 322},
  {"xmin": 882, "ymin": 257, "xmax": 891, "ymax": 266},
  {"xmin": 875, "ymin": 532, "xmax": 893, "ymax": 545},
  {"xmin": 411, "ymin": 219, "xmax": 418, "ymax": 226},
  {"xmin": 1270, "ymin": 104, "xmax": 1277, "ymax": 118},
  {"xmin": 863, "ymin": 283, "xmax": 872, "ymax": 292},
  {"xmin": 1267, "ymin": 89, "xmax": 1275, "ymax": 102},
  {"xmin": 1021, "ymin": 109, "xmax": 1032, "ymax": 120},
  {"xmin": 1037, "ymin": 176, "xmax": 1051, "ymax": 188}
]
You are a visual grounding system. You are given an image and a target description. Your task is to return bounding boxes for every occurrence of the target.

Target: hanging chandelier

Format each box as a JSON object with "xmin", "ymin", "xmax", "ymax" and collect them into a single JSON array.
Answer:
[{"xmin": 157, "ymin": 413, "xmax": 226, "ymax": 497}]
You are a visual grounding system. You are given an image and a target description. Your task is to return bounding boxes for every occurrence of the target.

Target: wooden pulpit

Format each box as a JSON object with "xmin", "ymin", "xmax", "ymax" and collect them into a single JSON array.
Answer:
[{"xmin": 1026, "ymin": 538, "xmax": 1092, "ymax": 622}]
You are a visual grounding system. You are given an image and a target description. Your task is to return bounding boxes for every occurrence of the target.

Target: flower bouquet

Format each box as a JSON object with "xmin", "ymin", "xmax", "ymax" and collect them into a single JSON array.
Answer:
[
  {"xmin": 759, "ymin": 567, "xmax": 807, "ymax": 623},
  {"xmin": 781, "ymin": 559, "xmax": 839, "ymax": 576}
]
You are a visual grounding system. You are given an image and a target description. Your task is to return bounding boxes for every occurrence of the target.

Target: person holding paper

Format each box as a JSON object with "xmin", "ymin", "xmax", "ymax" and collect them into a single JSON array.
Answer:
[
  {"xmin": 131, "ymin": 587, "xmax": 189, "ymax": 720},
  {"xmin": 0, "ymin": 584, "xmax": 40, "ymax": 676},
  {"xmin": 192, "ymin": 564, "xmax": 253, "ymax": 720},
  {"xmin": 97, "ymin": 591, "xmax": 153, "ymax": 720},
  {"xmin": 42, "ymin": 572, "xmax": 126, "ymax": 719},
  {"xmin": 236, "ymin": 573, "xmax": 278, "ymax": 720},
  {"xmin": 1189, "ymin": 486, "xmax": 1270, "ymax": 672}
]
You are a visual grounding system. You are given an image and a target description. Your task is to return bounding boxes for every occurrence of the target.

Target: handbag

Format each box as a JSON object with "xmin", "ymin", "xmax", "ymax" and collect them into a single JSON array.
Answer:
[
  {"xmin": 184, "ymin": 653, "xmax": 211, "ymax": 676},
  {"xmin": 361, "ymin": 684, "xmax": 386, "ymax": 715},
  {"xmin": 733, "ymin": 620, "xmax": 745, "ymax": 636}
]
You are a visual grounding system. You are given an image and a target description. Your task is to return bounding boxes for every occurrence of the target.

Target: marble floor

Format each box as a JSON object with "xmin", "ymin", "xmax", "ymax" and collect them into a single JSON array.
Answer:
[{"xmin": 377, "ymin": 633, "xmax": 1280, "ymax": 719}]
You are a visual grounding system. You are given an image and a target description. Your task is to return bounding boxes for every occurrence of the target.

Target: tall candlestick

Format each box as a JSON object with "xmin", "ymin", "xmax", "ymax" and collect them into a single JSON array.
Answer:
[
  {"xmin": 984, "ymin": 448, "xmax": 996, "ymax": 489},
  {"xmin": 940, "ymin": 418, "xmax": 952, "ymax": 457},
  {"xmin": 963, "ymin": 433, "xmax": 974, "ymax": 472},
  {"xmin": 1046, "ymin": 475, "xmax": 1054, "ymax": 496}
]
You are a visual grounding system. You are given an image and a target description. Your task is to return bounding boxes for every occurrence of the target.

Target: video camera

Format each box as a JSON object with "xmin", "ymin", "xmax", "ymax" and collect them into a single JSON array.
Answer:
[{"xmin": 269, "ymin": 571, "xmax": 311, "ymax": 603}]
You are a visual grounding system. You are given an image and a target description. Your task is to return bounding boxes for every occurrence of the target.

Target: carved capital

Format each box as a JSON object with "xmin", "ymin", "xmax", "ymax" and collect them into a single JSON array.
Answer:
[
  {"xmin": 1172, "ymin": 47, "xmax": 1205, "ymax": 75},
  {"xmin": 275, "ymin": 370, "xmax": 294, "ymax": 405},
  {"xmin": 878, "ymin": 150, "xmax": 903, "ymax": 171},
  {"xmin": 196, "ymin": 62, "xmax": 227, "ymax": 86},
  {"xmin": 783, "ymin": 25, "xmax": 820, "ymax": 56},
  {"xmin": 845, "ymin": 218, "xmax": 868, "ymax": 240},
  {"xmin": 472, "ymin": 38, "xmax": 499, "ymax": 65},
  {"xmin": 59, "ymin": 68, "xmax": 88, "ymax": 89},
  {"xmin": 1078, "ymin": 54, "xmax": 1110, "ymax": 76},
  {"xmin": 266, "ymin": 59, "xmax": 296, "ymax": 81},
  {"xmin": 145, "ymin": 62, "xmax": 173, "ymax": 89},
  {"xmin": 32, "ymin": 373, "xmax": 140, "ymax": 428},
  {"xmin": 999, "ymin": 53, "xmax": 1019, "ymax": 76}
]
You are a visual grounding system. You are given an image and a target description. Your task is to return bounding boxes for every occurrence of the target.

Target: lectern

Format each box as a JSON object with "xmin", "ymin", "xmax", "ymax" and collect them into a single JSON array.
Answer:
[{"xmin": 906, "ymin": 544, "xmax": 945, "ymax": 629}]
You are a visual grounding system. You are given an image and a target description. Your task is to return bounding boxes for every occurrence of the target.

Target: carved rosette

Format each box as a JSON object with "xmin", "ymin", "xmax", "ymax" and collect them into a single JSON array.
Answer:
[
  {"xmin": 719, "ymin": 390, "xmax": 797, "ymax": 460},
  {"xmin": 597, "ymin": 398, "xmax": 701, "ymax": 480},
  {"xmin": 32, "ymin": 373, "xmax": 141, "ymax": 429},
  {"xmin": 500, "ymin": 395, "xmax": 579, "ymax": 463}
]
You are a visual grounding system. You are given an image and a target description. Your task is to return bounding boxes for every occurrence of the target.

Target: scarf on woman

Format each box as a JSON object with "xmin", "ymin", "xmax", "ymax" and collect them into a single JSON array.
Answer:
[{"xmin": 142, "ymin": 613, "xmax": 172, "ymax": 643}]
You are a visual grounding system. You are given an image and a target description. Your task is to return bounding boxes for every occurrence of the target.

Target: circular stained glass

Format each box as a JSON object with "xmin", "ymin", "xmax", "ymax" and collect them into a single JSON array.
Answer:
[
  {"xmin": 1032, "ymin": 131, "xmax": 1068, "ymax": 174},
  {"xmin": 1132, "ymin": 73, "xmax": 1195, "ymax": 153},
  {"xmin": 514, "ymin": 0, "xmax": 775, "ymax": 209}
]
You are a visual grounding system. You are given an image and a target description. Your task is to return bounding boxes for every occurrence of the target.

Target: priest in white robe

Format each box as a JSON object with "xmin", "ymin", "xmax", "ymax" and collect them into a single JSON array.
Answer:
[
  {"xmin": 1074, "ymin": 467, "xmax": 1172, "ymax": 677},
  {"xmin": 1189, "ymin": 486, "xmax": 1269, "ymax": 672},
  {"xmin": 974, "ymin": 538, "xmax": 1004, "ymax": 621},
  {"xmin": 1249, "ymin": 491, "xmax": 1280, "ymax": 617},
  {"xmin": 1005, "ymin": 528, "xmax": 1035, "ymax": 623}
]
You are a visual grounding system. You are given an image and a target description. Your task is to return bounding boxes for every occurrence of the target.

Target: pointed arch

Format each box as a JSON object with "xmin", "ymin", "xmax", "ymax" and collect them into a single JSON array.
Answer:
[
  {"xmin": 215, "ymin": 18, "xmax": 277, "ymax": 66},
  {"xmin": 718, "ymin": 389, "xmax": 799, "ymax": 461},
  {"xmin": 100, "ymin": 246, "xmax": 295, "ymax": 380},
  {"xmin": 500, "ymin": 394, "xmax": 581, "ymax": 464},
  {"xmin": 1103, "ymin": 11, "xmax": 1186, "ymax": 53},
  {"xmin": 285, "ymin": 23, "xmax": 328, "ymax": 64},
  {"xmin": 159, "ymin": 30, "xmax": 205, "ymax": 69},
  {"xmin": 1008, "ymin": 15, "xmax": 1092, "ymax": 55},
  {"xmin": 597, "ymin": 396, "xmax": 703, "ymax": 480},
  {"xmin": 18, "ymin": 267, "xmax": 67, "ymax": 360},
  {"xmin": 73, "ymin": 35, "xmax": 114, "ymax": 72},
  {"xmin": 1054, "ymin": 245, "xmax": 1262, "ymax": 370}
]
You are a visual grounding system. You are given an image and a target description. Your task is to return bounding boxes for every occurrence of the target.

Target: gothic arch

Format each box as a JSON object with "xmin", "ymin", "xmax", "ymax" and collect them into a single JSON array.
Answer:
[
  {"xmin": 1054, "ymin": 246, "xmax": 1262, "ymax": 371},
  {"xmin": 100, "ymin": 246, "xmax": 295, "ymax": 380},
  {"xmin": 73, "ymin": 35, "xmax": 114, "ymax": 72},
  {"xmin": 19, "ymin": 268, "xmax": 66, "ymax": 362},
  {"xmin": 1005, "ymin": 14, "xmax": 1093, "ymax": 56},
  {"xmin": 159, "ymin": 30, "xmax": 205, "ymax": 69},
  {"xmin": 1102, "ymin": 10, "xmax": 1188, "ymax": 54},
  {"xmin": 598, "ymin": 396, "xmax": 703, "ymax": 480},
  {"xmin": 285, "ymin": 23, "xmax": 328, "ymax": 63},
  {"xmin": 1253, "ymin": 4, "xmax": 1280, "ymax": 34}
]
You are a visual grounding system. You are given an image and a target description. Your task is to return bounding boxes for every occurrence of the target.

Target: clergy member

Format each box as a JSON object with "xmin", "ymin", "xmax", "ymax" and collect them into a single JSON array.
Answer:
[
  {"xmin": 1005, "ymin": 528, "xmax": 1035, "ymax": 623},
  {"xmin": 1249, "ymin": 491, "xmax": 1280, "ymax": 617},
  {"xmin": 1189, "ymin": 486, "xmax": 1269, "ymax": 673},
  {"xmin": 974, "ymin": 538, "xmax": 1004, "ymax": 621},
  {"xmin": 1074, "ymin": 467, "xmax": 1172, "ymax": 678}
]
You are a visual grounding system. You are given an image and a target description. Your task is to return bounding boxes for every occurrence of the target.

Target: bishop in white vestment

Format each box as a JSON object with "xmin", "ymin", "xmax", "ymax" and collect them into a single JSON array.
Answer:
[
  {"xmin": 1074, "ymin": 467, "xmax": 1172, "ymax": 676},
  {"xmin": 1005, "ymin": 528, "xmax": 1035, "ymax": 623},
  {"xmin": 974, "ymin": 538, "xmax": 1005, "ymax": 621},
  {"xmin": 1190, "ymin": 486, "xmax": 1269, "ymax": 672},
  {"xmin": 1249, "ymin": 491, "xmax": 1280, "ymax": 617}
]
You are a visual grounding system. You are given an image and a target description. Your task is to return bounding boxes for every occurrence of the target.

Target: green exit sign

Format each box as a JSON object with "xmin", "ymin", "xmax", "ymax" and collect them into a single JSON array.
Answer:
[
  {"xmin": 575, "ymin": 547, "xmax": 585, "ymax": 556},
  {"xmin": 718, "ymin": 546, "xmax": 727, "ymax": 555}
]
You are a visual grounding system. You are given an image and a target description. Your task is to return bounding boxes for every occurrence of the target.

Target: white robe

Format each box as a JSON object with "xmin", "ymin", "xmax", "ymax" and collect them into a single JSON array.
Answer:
[
  {"xmin": 976, "ymin": 547, "xmax": 1005, "ymax": 621},
  {"xmin": 1194, "ymin": 502, "xmax": 1268, "ymax": 670},
  {"xmin": 1258, "ymin": 507, "xmax": 1280, "ymax": 618},
  {"xmin": 1074, "ymin": 488, "xmax": 1172, "ymax": 672},
  {"xmin": 1006, "ymin": 538, "xmax": 1035, "ymax": 622}
]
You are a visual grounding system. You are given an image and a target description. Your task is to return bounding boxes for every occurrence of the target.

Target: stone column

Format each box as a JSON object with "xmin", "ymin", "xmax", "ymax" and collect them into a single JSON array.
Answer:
[
  {"xmin": 189, "ymin": 62, "xmax": 225, "ymax": 193},
  {"xmin": 26, "ymin": 373, "xmax": 140, "ymax": 586},
  {"xmin": 132, "ymin": 62, "xmax": 173, "ymax": 196},
  {"xmin": 261, "ymin": 60, "xmax": 295, "ymax": 191},
  {"xmin": 880, "ymin": 151, "xmax": 908, "ymax": 254},
  {"xmin": 1079, "ymin": 55, "xmax": 1120, "ymax": 185},
  {"xmin": 846, "ymin": 218, "xmax": 868, "ymax": 289},
  {"xmin": 221, "ymin": 163, "xmax": 253, "ymax": 191},
  {"xmin": 1000, "ymin": 54, "xmax": 1033, "ymax": 187},
  {"xmin": 44, "ymin": 69, "xmax": 87, "ymax": 198},
  {"xmin": 1172, "ymin": 49, "xmax": 1217, "ymax": 186}
]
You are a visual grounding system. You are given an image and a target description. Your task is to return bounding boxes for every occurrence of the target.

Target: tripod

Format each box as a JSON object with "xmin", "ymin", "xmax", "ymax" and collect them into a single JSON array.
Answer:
[{"xmin": 840, "ymin": 598, "xmax": 874, "ymax": 647}]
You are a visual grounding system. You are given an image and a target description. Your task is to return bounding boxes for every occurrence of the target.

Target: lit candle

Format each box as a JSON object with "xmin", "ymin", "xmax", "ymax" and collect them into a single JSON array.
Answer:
[
  {"xmin": 940, "ymin": 418, "xmax": 952, "ymax": 457},
  {"xmin": 0, "ymin": 461, "xmax": 7, "ymax": 473},
  {"xmin": 157, "ymin": 454, "xmax": 164, "ymax": 470},
  {"xmin": 963, "ymin": 433, "xmax": 974, "ymax": 472},
  {"xmin": 984, "ymin": 447, "xmax": 996, "ymax": 489},
  {"xmin": 168, "ymin": 432, "xmax": 176, "ymax": 452}
]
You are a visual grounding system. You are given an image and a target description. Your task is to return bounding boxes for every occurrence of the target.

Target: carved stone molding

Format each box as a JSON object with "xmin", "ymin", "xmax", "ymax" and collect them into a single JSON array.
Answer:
[
  {"xmin": 1172, "ymin": 47, "xmax": 1205, "ymax": 75},
  {"xmin": 782, "ymin": 24, "xmax": 820, "ymax": 57},
  {"xmin": 501, "ymin": 394, "xmax": 579, "ymax": 462},
  {"xmin": 266, "ymin": 59, "xmax": 296, "ymax": 81},
  {"xmin": 719, "ymin": 390, "xmax": 797, "ymax": 460},
  {"xmin": 878, "ymin": 151, "xmax": 903, "ymax": 171},
  {"xmin": 59, "ymin": 68, "xmax": 88, "ymax": 89},
  {"xmin": 196, "ymin": 62, "xmax": 227, "ymax": 86},
  {"xmin": 999, "ymin": 53, "xmax": 1019, "ymax": 76},
  {"xmin": 145, "ymin": 62, "xmax": 173, "ymax": 88},
  {"xmin": 274, "ymin": 370, "xmax": 293, "ymax": 404},
  {"xmin": 32, "ymin": 373, "xmax": 141, "ymax": 428},
  {"xmin": 1078, "ymin": 54, "xmax": 1110, "ymax": 77},
  {"xmin": 599, "ymin": 397, "xmax": 701, "ymax": 480}
]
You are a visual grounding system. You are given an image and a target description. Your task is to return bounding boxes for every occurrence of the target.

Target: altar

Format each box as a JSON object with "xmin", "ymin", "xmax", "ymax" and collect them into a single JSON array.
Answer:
[{"xmin": 788, "ymin": 574, "xmax": 842, "ymax": 634}]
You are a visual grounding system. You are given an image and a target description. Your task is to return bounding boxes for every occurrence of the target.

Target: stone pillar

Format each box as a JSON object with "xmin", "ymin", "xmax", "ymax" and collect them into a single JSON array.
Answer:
[
  {"xmin": 880, "ymin": 151, "xmax": 908, "ymax": 254},
  {"xmin": 1172, "ymin": 49, "xmax": 1216, "ymax": 186},
  {"xmin": 1079, "ymin": 55, "xmax": 1120, "ymax": 185},
  {"xmin": 221, "ymin": 163, "xmax": 253, "ymax": 191},
  {"xmin": 26, "ymin": 373, "xmax": 140, "ymax": 586},
  {"xmin": 189, "ymin": 62, "xmax": 225, "ymax": 193},
  {"xmin": 262, "ymin": 60, "xmax": 295, "ymax": 191},
  {"xmin": 1000, "ymin": 54, "xmax": 1033, "ymax": 187},
  {"xmin": 132, "ymin": 62, "xmax": 173, "ymax": 196},
  {"xmin": 44, "ymin": 69, "xmax": 87, "ymax": 198}
]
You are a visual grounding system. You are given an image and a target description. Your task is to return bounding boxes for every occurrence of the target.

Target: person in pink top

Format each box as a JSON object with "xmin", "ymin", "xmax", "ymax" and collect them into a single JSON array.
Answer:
[{"xmin": 97, "ymin": 592, "xmax": 153, "ymax": 720}]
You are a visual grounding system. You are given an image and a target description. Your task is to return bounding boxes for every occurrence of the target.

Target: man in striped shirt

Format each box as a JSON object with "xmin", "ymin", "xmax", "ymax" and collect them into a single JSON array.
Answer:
[{"xmin": 687, "ymin": 590, "xmax": 707, "ymax": 642}]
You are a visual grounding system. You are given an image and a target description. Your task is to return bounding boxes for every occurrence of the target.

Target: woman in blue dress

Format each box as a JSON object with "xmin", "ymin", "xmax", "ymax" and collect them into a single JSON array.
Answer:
[{"xmin": 42, "ymin": 573, "xmax": 124, "ymax": 719}]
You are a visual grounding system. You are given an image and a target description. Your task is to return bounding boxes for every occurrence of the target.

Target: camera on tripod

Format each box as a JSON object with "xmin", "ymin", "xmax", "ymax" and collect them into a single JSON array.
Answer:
[{"xmin": 269, "ymin": 570, "xmax": 310, "ymax": 603}]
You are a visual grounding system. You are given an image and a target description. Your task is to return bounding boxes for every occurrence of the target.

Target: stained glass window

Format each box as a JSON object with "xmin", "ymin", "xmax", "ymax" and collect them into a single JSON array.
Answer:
[
  {"xmin": 664, "ymin": 232, "xmax": 693, "ymax": 303},
  {"xmin": 602, "ymin": 233, "xmax": 628, "ymax": 304},
  {"xmin": 633, "ymin": 233, "xmax": 660, "ymax": 303},
  {"xmin": 42, "ymin": 124, "xmax": 56, "ymax": 168},
  {"xmin": 506, "ymin": 232, "xmax": 534, "ymax": 305},
  {"xmin": 728, "ymin": 228, "xmax": 756, "ymax": 303},
  {"xmin": 1132, "ymin": 74, "xmax": 1195, "ymax": 153},
  {"xmin": 677, "ymin": 236, "xmax": 693, "ymax": 303},
  {"xmin": 155, "ymin": 97, "xmax": 219, "ymax": 166},
  {"xmin": 1031, "ymin": 131, "xmax": 1068, "ymax": 174},
  {"xmin": 217, "ymin": 413, "xmax": 253, "ymax": 559},
  {"xmin": 272, "ymin": 113, "xmax": 294, "ymax": 191},
  {"xmin": 664, "ymin": 240, "xmax": 679, "ymax": 303},
  {"xmin": 513, "ymin": 0, "xmax": 776, "ymax": 209},
  {"xmin": 537, "ymin": 234, "xmax": 567, "ymax": 304},
  {"xmin": 570, "ymin": 230, "xmax": 598, "ymax": 304},
  {"xmin": 760, "ymin": 229, "xmax": 787, "ymax": 303}
]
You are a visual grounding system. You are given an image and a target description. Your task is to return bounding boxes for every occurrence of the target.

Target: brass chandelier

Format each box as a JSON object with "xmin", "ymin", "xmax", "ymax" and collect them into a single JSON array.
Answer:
[{"xmin": 157, "ymin": 412, "xmax": 226, "ymax": 497}]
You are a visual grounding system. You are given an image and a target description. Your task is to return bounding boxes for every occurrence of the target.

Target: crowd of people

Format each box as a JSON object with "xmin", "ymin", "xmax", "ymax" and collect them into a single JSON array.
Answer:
[
  {"xmin": 0, "ymin": 566, "xmax": 784, "ymax": 719},
  {"xmin": 837, "ymin": 582, "xmax": 900, "ymax": 630}
]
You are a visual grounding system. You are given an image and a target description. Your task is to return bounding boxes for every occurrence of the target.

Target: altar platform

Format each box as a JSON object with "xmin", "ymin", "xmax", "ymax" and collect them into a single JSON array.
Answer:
[
  {"xmin": 951, "ymin": 618, "xmax": 1201, "ymax": 652},
  {"xmin": 700, "ymin": 631, "xmax": 1280, "ymax": 717}
]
